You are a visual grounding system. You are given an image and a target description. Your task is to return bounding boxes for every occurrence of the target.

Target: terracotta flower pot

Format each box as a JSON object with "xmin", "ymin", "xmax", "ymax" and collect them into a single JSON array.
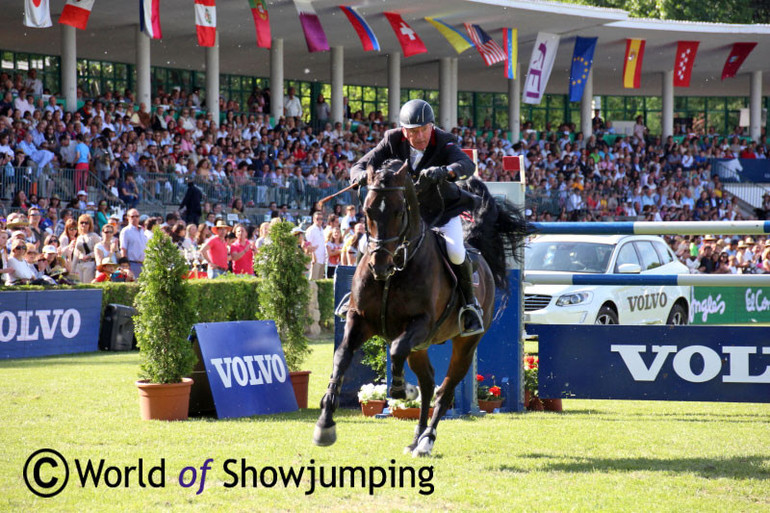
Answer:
[
  {"xmin": 360, "ymin": 399, "xmax": 386, "ymax": 417},
  {"xmin": 542, "ymin": 398, "xmax": 563, "ymax": 412},
  {"xmin": 478, "ymin": 399, "xmax": 503, "ymax": 413},
  {"xmin": 391, "ymin": 407, "xmax": 433, "ymax": 420},
  {"xmin": 528, "ymin": 396, "xmax": 544, "ymax": 411},
  {"xmin": 136, "ymin": 378, "xmax": 194, "ymax": 421},
  {"xmin": 289, "ymin": 370, "xmax": 311, "ymax": 409}
]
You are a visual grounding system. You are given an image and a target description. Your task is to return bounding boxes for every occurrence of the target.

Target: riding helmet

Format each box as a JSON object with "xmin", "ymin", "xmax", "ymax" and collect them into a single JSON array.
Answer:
[{"xmin": 399, "ymin": 99, "xmax": 434, "ymax": 128}]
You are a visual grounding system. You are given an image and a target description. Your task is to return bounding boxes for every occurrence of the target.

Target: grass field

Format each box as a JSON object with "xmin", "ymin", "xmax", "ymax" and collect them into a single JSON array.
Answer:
[{"xmin": 2, "ymin": 336, "xmax": 769, "ymax": 512}]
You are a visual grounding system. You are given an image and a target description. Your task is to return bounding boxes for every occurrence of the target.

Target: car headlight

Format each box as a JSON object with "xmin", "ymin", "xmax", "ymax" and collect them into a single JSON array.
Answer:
[{"xmin": 555, "ymin": 291, "xmax": 593, "ymax": 306}]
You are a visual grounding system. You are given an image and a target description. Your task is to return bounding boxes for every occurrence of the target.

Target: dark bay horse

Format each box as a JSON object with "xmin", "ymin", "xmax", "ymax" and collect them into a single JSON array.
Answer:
[{"xmin": 313, "ymin": 159, "xmax": 526, "ymax": 456}]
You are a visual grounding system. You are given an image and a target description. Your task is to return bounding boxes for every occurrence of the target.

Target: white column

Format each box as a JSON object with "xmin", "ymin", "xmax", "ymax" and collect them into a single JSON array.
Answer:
[
  {"xmin": 331, "ymin": 46, "xmax": 344, "ymax": 125},
  {"xmin": 388, "ymin": 53, "xmax": 401, "ymax": 125},
  {"xmin": 136, "ymin": 25, "xmax": 151, "ymax": 108},
  {"xmin": 61, "ymin": 24, "xmax": 77, "ymax": 113},
  {"xmin": 270, "ymin": 38, "xmax": 284, "ymax": 123},
  {"xmin": 662, "ymin": 70, "xmax": 674, "ymax": 140},
  {"xmin": 580, "ymin": 68, "xmax": 593, "ymax": 138},
  {"xmin": 439, "ymin": 57, "xmax": 451, "ymax": 130},
  {"xmin": 205, "ymin": 31, "xmax": 220, "ymax": 129},
  {"xmin": 450, "ymin": 57, "xmax": 458, "ymax": 128},
  {"xmin": 509, "ymin": 63, "xmax": 521, "ymax": 143},
  {"xmin": 750, "ymin": 70, "xmax": 763, "ymax": 142}
]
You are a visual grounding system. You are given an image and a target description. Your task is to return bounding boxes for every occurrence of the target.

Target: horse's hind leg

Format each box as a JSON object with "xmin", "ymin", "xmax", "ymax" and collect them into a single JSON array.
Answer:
[
  {"xmin": 403, "ymin": 350, "xmax": 434, "ymax": 455},
  {"xmin": 313, "ymin": 314, "xmax": 373, "ymax": 447},
  {"xmin": 413, "ymin": 335, "xmax": 482, "ymax": 457}
]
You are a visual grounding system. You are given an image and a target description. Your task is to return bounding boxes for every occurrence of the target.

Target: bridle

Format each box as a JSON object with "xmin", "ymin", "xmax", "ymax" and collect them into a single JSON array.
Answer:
[{"xmin": 364, "ymin": 184, "xmax": 425, "ymax": 273}]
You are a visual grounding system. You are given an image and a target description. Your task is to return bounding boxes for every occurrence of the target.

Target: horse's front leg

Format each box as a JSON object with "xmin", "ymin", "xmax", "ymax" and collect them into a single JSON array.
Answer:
[
  {"xmin": 313, "ymin": 312, "xmax": 373, "ymax": 447},
  {"xmin": 404, "ymin": 350, "xmax": 435, "ymax": 456},
  {"xmin": 388, "ymin": 314, "xmax": 430, "ymax": 400}
]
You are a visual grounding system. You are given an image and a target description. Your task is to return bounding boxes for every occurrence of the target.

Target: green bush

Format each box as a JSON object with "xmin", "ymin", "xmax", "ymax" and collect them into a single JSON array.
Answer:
[
  {"xmin": 134, "ymin": 228, "xmax": 197, "ymax": 384},
  {"xmin": 316, "ymin": 279, "xmax": 334, "ymax": 328},
  {"xmin": 255, "ymin": 221, "xmax": 311, "ymax": 372}
]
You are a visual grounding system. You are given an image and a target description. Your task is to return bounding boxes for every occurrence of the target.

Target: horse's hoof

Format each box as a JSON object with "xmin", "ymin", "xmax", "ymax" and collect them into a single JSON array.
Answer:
[
  {"xmin": 411, "ymin": 438, "xmax": 433, "ymax": 458},
  {"xmin": 312, "ymin": 424, "xmax": 337, "ymax": 447},
  {"xmin": 389, "ymin": 386, "xmax": 406, "ymax": 400},
  {"xmin": 403, "ymin": 445, "xmax": 413, "ymax": 455}
]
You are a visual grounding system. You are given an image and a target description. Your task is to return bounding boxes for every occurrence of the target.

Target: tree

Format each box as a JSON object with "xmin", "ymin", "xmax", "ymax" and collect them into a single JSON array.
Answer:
[{"xmin": 562, "ymin": 0, "xmax": 769, "ymax": 23}]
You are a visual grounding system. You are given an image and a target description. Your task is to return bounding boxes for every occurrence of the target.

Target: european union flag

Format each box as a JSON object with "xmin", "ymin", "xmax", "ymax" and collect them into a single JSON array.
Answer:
[{"xmin": 569, "ymin": 37, "xmax": 598, "ymax": 102}]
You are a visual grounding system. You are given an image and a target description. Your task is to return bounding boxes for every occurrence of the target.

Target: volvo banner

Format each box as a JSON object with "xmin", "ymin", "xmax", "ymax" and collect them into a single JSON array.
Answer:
[
  {"xmin": 190, "ymin": 321, "xmax": 298, "ymax": 419},
  {"xmin": 0, "ymin": 289, "xmax": 102, "ymax": 359},
  {"xmin": 529, "ymin": 324, "xmax": 770, "ymax": 403}
]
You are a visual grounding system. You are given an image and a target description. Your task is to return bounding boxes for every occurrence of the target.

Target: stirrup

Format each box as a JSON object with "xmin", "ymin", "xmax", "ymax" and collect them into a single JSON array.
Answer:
[
  {"xmin": 334, "ymin": 292, "xmax": 351, "ymax": 319},
  {"xmin": 458, "ymin": 302, "xmax": 485, "ymax": 336}
]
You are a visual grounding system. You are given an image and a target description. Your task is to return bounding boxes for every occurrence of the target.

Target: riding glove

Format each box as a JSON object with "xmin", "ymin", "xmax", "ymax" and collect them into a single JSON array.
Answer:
[
  {"xmin": 420, "ymin": 166, "xmax": 448, "ymax": 183},
  {"xmin": 352, "ymin": 173, "xmax": 368, "ymax": 188}
]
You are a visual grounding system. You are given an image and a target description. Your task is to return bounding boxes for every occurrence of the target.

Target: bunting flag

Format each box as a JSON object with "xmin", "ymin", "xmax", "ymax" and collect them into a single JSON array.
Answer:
[
  {"xmin": 140, "ymin": 0, "xmax": 162, "ymax": 39},
  {"xmin": 623, "ymin": 38, "xmax": 645, "ymax": 88},
  {"xmin": 339, "ymin": 6, "xmax": 380, "ymax": 52},
  {"xmin": 503, "ymin": 28, "xmax": 517, "ymax": 79},
  {"xmin": 673, "ymin": 41, "xmax": 699, "ymax": 87},
  {"xmin": 522, "ymin": 32, "xmax": 560, "ymax": 105},
  {"xmin": 383, "ymin": 12, "xmax": 427, "ymax": 57},
  {"xmin": 721, "ymin": 42, "xmax": 757, "ymax": 80},
  {"xmin": 294, "ymin": 0, "xmax": 329, "ymax": 53},
  {"xmin": 24, "ymin": 0, "xmax": 52, "ymax": 28},
  {"xmin": 59, "ymin": 0, "xmax": 95, "ymax": 30},
  {"xmin": 195, "ymin": 0, "xmax": 216, "ymax": 47},
  {"xmin": 464, "ymin": 23, "xmax": 506, "ymax": 66},
  {"xmin": 425, "ymin": 17, "xmax": 473, "ymax": 54},
  {"xmin": 569, "ymin": 37, "xmax": 597, "ymax": 102},
  {"xmin": 248, "ymin": 0, "xmax": 271, "ymax": 49}
]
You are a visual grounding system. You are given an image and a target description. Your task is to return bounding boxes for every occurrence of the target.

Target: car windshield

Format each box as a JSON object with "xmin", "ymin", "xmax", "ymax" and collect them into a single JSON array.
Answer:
[{"xmin": 525, "ymin": 241, "xmax": 614, "ymax": 273}]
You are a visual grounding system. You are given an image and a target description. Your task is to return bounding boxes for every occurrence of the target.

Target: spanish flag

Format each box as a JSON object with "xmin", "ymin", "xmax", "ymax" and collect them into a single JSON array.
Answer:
[{"xmin": 623, "ymin": 38, "xmax": 645, "ymax": 89}]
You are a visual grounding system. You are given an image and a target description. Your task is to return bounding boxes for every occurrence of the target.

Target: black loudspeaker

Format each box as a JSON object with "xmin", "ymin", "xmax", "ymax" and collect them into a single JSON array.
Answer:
[{"xmin": 99, "ymin": 304, "xmax": 137, "ymax": 351}]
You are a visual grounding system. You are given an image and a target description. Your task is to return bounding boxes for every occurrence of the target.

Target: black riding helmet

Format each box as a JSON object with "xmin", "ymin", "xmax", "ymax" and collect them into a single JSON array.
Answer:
[{"xmin": 399, "ymin": 99, "xmax": 434, "ymax": 128}]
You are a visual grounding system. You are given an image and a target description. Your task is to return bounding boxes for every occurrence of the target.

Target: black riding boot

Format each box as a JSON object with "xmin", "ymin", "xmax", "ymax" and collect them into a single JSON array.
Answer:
[{"xmin": 453, "ymin": 257, "xmax": 485, "ymax": 336}]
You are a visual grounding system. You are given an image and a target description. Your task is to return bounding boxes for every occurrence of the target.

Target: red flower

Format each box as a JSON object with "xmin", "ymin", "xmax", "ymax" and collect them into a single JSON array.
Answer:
[
  {"xmin": 489, "ymin": 386, "xmax": 501, "ymax": 397},
  {"xmin": 476, "ymin": 374, "xmax": 484, "ymax": 382},
  {"xmin": 524, "ymin": 355, "xmax": 539, "ymax": 370}
]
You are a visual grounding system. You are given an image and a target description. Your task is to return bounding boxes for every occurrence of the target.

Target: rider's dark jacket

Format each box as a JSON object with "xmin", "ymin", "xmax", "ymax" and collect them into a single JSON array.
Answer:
[{"xmin": 350, "ymin": 127, "xmax": 476, "ymax": 226}]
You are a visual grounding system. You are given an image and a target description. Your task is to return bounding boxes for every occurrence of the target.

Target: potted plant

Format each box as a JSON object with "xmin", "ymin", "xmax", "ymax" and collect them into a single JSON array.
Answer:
[
  {"xmin": 357, "ymin": 382, "xmax": 387, "ymax": 416},
  {"xmin": 255, "ymin": 221, "xmax": 312, "ymax": 407},
  {"xmin": 524, "ymin": 355, "xmax": 544, "ymax": 411},
  {"xmin": 476, "ymin": 374, "xmax": 503, "ymax": 413},
  {"xmin": 388, "ymin": 387, "xmax": 437, "ymax": 420},
  {"xmin": 134, "ymin": 227, "xmax": 197, "ymax": 421}
]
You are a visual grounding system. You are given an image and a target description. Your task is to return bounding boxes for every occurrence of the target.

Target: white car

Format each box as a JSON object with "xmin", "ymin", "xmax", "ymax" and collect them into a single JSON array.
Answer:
[{"xmin": 523, "ymin": 234, "xmax": 690, "ymax": 325}]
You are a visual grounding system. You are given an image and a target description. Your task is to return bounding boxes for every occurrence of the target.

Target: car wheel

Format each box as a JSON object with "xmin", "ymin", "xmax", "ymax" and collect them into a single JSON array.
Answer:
[
  {"xmin": 666, "ymin": 303, "xmax": 688, "ymax": 325},
  {"xmin": 595, "ymin": 305, "xmax": 618, "ymax": 325}
]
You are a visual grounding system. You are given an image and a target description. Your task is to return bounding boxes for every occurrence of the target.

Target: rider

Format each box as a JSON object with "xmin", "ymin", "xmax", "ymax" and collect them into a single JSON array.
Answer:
[{"xmin": 350, "ymin": 99, "xmax": 485, "ymax": 336}]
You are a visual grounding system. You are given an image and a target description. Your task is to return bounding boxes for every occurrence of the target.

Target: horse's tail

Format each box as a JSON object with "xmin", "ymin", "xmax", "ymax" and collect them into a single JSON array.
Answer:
[{"xmin": 460, "ymin": 177, "xmax": 530, "ymax": 292}]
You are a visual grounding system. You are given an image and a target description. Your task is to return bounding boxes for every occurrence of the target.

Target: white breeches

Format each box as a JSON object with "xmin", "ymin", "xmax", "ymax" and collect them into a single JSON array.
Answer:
[{"xmin": 437, "ymin": 216, "xmax": 465, "ymax": 265}]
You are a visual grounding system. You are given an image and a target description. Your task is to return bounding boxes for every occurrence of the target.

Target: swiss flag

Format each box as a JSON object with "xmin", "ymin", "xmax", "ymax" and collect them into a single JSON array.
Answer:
[
  {"xmin": 673, "ymin": 41, "xmax": 699, "ymax": 87},
  {"xmin": 383, "ymin": 12, "xmax": 427, "ymax": 58}
]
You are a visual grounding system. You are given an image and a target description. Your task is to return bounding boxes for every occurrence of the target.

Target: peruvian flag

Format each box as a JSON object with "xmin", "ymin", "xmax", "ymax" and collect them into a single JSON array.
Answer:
[
  {"xmin": 195, "ymin": 0, "xmax": 216, "ymax": 47},
  {"xmin": 140, "ymin": 0, "xmax": 162, "ymax": 39},
  {"xmin": 24, "ymin": 0, "xmax": 52, "ymax": 28},
  {"xmin": 383, "ymin": 12, "xmax": 427, "ymax": 58},
  {"xmin": 673, "ymin": 41, "xmax": 699, "ymax": 87},
  {"xmin": 60, "ymin": 0, "xmax": 95, "ymax": 31},
  {"xmin": 721, "ymin": 42, "xmax": 757, "ymax": 80}
]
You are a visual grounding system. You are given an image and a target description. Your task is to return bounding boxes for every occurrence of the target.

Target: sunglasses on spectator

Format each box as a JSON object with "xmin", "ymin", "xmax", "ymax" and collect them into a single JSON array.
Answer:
[
  {"xmin": 12, "ymin": 247, "xmax": 25, "ymax": 252},
  {"xmin": 80, "ymin": 221, "xmax": 90, "ymax": 225}
]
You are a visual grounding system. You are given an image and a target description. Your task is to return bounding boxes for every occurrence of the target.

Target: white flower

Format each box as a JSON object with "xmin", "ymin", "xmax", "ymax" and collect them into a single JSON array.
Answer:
[{"xmin": 357, "ymin": 383, "xmax": 387, "ymax": 403}]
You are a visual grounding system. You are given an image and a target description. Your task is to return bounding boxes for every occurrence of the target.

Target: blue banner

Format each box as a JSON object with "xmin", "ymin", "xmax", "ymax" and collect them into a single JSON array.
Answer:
[
  {"xmin": 0, "ymin": 289, "xmax": 102, "ymax": 359},
  {"xmin": 192, "ymin": 321, "xmax": 298, "ymax": 419},
  {"xmin": 712, "ymin": 158, "xmax": 770, "ymax": 183},
  {"xmin": 569, "ymin": 37, "xmax": 597, "ymax": 102},
  {"xmin": 529, "ymin": 324, "xmax": 770, "ymax": 403}
]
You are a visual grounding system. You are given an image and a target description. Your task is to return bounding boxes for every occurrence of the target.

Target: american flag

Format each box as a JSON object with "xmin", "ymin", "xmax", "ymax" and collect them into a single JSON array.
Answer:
[{"xmin": 464, "ymin": 23, "xmax": 506, "ymax": 66}]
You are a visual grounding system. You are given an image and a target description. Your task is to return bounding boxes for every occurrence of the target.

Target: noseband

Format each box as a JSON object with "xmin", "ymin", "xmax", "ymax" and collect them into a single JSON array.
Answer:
[{"xmin": 365, "ymin": 184, "xmax": 425, "ymax": 272}]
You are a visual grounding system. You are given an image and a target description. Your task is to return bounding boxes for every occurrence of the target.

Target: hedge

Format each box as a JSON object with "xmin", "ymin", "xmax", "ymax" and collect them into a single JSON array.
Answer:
[{"xmin": 3, "ymin": 277, "xmax": 336, "ymax": 328}]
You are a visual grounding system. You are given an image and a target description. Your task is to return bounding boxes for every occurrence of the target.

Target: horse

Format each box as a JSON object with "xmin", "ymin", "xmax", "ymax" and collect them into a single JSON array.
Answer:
[{"xmin": 312, "ymin": 159, "xmax": 527, "ymax": 457}]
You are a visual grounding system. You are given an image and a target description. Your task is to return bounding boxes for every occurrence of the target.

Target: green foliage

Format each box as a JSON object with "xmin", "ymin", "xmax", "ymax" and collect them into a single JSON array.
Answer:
[
  {"xmin": 134, "ymin": 228, "xmax": 197, "ymax": 384},
  {"xmin": 315, "ymin": 279, "xmax": 335, "ymax": 329},
  {"xmin": 255, "ymin": 221, "xmax": 311, "ymax": 372},
  {"xmin": 559, "ymin": 0, "xmax": 769, "ymax": 23},
  {"xmin": 361, "ymin": 336, "xmax": 387, "ymax": 381}
]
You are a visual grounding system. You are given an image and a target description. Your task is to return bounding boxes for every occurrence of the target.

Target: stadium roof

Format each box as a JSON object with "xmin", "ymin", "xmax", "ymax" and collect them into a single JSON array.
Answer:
[{"xmin": 3, "ymin": 0, "xmax": 770, "ymax": 96}]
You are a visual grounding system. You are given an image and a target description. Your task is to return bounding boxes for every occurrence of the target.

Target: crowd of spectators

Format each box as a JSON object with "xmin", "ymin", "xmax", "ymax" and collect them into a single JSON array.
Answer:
[{"xmin": 2, "ymin": 70, "xmax": 770, "ymax": 283}]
